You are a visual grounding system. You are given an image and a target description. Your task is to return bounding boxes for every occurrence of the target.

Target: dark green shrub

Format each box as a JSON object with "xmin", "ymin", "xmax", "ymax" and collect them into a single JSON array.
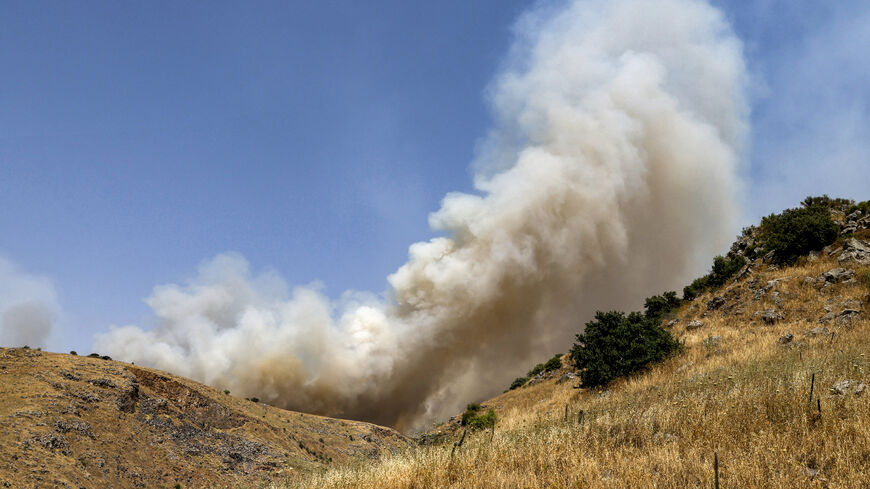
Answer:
[
  {"xmin": 682, "ymin": 255, "xmax": 746, "ymax": 300},
  {"xmin": 88, "ymin": 353, "xmax": 100, "ymax": 358},
  {"xmin": 223, "ymin": 389, "xmax": 230, "ymax": 395},
  {"xmin": 758, "ymin": 203, "xmax": 839, "ymax": 264},
  {"xmin": 570, "ymin": 311, "xmax": 680, "ymax": 388},
  {"xmin": 643, "ymin": 291, "xmax": 682, "ymax": 321},
  {"xmin": 526, "ymin": 363, "xmax": 545, "ymax": 377},
  {"xmin": 508, "ymin": 376, "xmax": 529, "ymax": 390},
  {"xmin": 250, "ymin": 397, "xmax": 260, "ymax": 403},
  {"xmin": 100, "ymin": 355, "xmax": 111, "ymax": 361},
  {"xmin": 69, "ymin": 351, "xmax": 77, "ymax": 356},
  {"xmin": 847, "ymin": 200, "xmax": 870, "ymax": 216},
  {"xmin": 543, "ymin": 354, "xmax": 563, "ymax": 372},
  {"xmin": 801, "ymin": 195, "xmax": 854, "ymax": 211}
]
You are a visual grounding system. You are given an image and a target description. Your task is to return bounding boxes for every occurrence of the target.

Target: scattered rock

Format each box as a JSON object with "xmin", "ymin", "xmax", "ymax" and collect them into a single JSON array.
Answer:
[
  {"xmin": 686, "ymin": 320, "xmax": 704, "ymax": 331},
  {"xmin": 820, "ymin": 268, "xmax": 855, "ymax": 284},
  {"xmin": 753, "ymin": 309, "xmax": 784, "ymax": 325},
  {"xmin": 556, "ymin": 373, "xmax": 577, "ymax": 384},
  {"xmin": 87, "ymin": 378, "xmax": 117, "ymax": 389},
  {"xmin": 830, "ymin": 380, "xmax": 867, "ymax": 396},
  {"xmin": 835, "ymin": 309, "xmax": 861, "ymax": 326},
  {"xmin": 665, "ymin": 319, "xmax": 680, "ymax": 328},
  {"xmin": 835, "ymin": 238, "xmax": 870, "ymax": 266},
  {"xmin": 777, "ymin": 334, "xmax": 794, "ymax": 345},
  {"xmin": 706, "ymin": 296, "xmax": 726, "ymax": 311},
  {"xmin": 804, "ymin": 327, "xmax": 830, "ymax": 337},
  {"xmin": 703, "ymin": 336, "xmax": 722, "ymax": 348}
]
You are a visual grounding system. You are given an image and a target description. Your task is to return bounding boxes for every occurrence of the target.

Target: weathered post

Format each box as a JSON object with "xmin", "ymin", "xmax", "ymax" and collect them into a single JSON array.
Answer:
[
  {"xmin": 714, "ymin": 451, "xmax": 720, "ymax": 489},
  {"xmin": 450, "ymin": 429, "xmax": 467, "ymax": 458},
  {"xmin": 577, "ymin": 409, "xmax": 585, "ymax": 425},
  {"xmin": 808, "ymin": 373, "xmax": 815, "ymax": 406}
]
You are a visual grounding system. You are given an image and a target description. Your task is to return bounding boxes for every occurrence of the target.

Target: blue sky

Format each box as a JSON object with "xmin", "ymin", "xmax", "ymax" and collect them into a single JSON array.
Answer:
[{"xmin": 1, "ymin": 0, "xmax": 869, "ymax": 353}]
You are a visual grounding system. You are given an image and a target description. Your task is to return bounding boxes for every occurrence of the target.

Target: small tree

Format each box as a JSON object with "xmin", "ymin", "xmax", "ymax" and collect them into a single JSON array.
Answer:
[
  {"xmin": 644, "ymin": 291, "xmax": 682, "ymax": 322},
  {"xmin": 570, "ymin": 311, "xmax": 680, "ymax": 388}
]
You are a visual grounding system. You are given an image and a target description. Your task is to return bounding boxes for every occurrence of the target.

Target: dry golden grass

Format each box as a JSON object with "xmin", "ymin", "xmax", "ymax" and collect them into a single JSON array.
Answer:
[{"xmin": 280, "ymin": 257, "xmax": 870, "ymax": 488}]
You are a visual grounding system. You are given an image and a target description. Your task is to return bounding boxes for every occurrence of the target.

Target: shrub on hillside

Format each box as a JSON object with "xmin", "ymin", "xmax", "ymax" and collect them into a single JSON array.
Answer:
[
  {"xmin": 508, "ymin": 376, "xmax": 529, "ymax": 390},
  {"xmin": 758, "ymin": 202, "xmax": 839, "ymax": 265},
  {"xmin": 644, "ymin": 291, "xmax": 682, "ymax": 322},
  {"xmin": 461, "ymin": 403, "xmax": 496, "ymax": 430},
  {"xmin": 682, "ymin": 255, "xmax": 746, "ymax": 300},
  {"xmin": 569, "ymin": 311, "xmax": 680, "ymax": 388},
  {"xmin": 801, "ymin": 195, "xmax": 855, "ymax": 212},
  {"xmin": 543, "ymin": 354, "xmax": 562, "ymax": 372}
]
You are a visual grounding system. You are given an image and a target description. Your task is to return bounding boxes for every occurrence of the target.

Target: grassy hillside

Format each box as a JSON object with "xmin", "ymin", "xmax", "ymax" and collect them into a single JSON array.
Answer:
[
  {"xmin": 280, "ymin": 252, "xmax": 870, "ymax": 488},
  {"xmin": 0, "ymin": 350, "xmax": 411, "ymax": 488}
]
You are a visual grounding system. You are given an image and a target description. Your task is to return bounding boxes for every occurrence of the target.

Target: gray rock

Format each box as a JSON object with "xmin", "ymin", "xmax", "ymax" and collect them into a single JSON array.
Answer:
[
  {"xmin": 830, "ymin": 380, "xmax": 867, "ymax": 396},
  {"xmin": 556, "ymin": 373, "xmax": 577, "ymax": 384},
  {"xmin": 835, "ymin": 309, "xmax": 861, "ymax": 326},
  {"xmin": 686, "ymin": 320, "xmax": 704, "ymax": 331},
  {"xmin": 819, "ymin": 268, "xmax": 855, "ymax": 283},
  {"xmin": 804, "ymin": 327, "xmax": 830, "ymax": 337},
  {"xmin": 835, "ymin": 239, "xmax": 870, "ymax": 266},
  {"xmin": 707, "ymin": 296, "xmax": 726, "ymax": 310},
  {"xmin": 777, "ymin": 334, "xmax": 794, "ymax": 345},
  {"xmin": 666, "ymin": 319, "xmax": 680, "ymax": 328},
  {"xmin": 753, "ymin": 309, "xmax": 784, "ymax": 325},
  {"xmin": 703, "ymin": 336, "xmax": 722, "ymax": 348}
]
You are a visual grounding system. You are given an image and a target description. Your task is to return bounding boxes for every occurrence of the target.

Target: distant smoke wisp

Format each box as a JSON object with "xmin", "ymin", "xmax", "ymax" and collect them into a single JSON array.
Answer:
[
  {"xmin": 0, "ymin": 256, "xmax": 59, "ymax": 348},
  {"xmin": 96, "ymin": 0, "xmax": 747, "ymax": 430}
]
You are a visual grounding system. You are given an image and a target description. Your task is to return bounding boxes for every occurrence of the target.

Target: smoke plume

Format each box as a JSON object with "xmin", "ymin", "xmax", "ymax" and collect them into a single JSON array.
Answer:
[
  {"xmin": 96, "ymin": 0, "xmax": 747, "ymax": 430},
  {"xmin": 0, "ymin": 256, "xmax": 59, "ymax": 348}
]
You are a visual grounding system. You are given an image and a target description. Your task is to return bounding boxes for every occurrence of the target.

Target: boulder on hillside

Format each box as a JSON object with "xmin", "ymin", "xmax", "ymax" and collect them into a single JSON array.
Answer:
[
  {"xmin": 706, "ymin": 296, "xmax": 726, "ymax": 311},
  {"xmin": 819, "ymin": 268, "xmax": 855, "ymax": 284},
  {"xmin": 686, "ymin": 320, "xmax": 704, "ymax": 331},
  {"xmin": 753, "ymin": 308, "xmax": 784, "ymax": 325},
  {"xmin": 834, "ymin": 239, "xmax": 870, "ymax": 266}
]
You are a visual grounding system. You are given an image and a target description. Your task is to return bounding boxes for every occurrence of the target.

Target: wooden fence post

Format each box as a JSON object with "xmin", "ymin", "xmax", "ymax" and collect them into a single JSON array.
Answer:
[
  {"xmin": 808, "ymin": 373, "xmax": 815, "ymax": 406},
  {"xmin": 450, "ymin": 429, "xmax": 467, "ymax": 458},
  {"xmin": 714, "ymin": 451, "xmax": 720, "ymax": 489}
]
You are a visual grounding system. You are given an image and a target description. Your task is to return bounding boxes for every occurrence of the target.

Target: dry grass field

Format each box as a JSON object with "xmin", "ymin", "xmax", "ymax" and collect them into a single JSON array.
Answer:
[{"xmin": 281, "ymin": 256, "xmax": 870, "ymax": 488}]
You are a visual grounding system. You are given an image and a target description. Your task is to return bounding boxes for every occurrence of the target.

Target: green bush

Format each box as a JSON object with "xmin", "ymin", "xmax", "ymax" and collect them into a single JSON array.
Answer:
[
  {"xmin": 758, "ymin": 203, "xmax": 839, "ymax": 264},
  {"xmin": 682, "ymin": 255, "xmax": 746, "ymax": 300},
  {"xmin": 461, "ymin": 404, "xmax": 496, "ymax": 430},
  {"xmin": 508, "ymin": 376, "xmax": 529, "ymax": 390},
  {"xmin": 643, "ymin": 291, "xmax": 682, "ymax": 322},
  {"xmin": 526, "ymin": 363, "xmax": 545, "ymax": 377},
  {"xmin": 543, "ymin": 354, "xmax": 563, "ymax": 372},
  {"xmin": 801, "ymin": 195, "xmax": 854, "ymax": 212},
  {"xmin": 569, "ymin": 311, "xmax": 680, "ymax": 388},
  {"xmin": 847, "ymin": 200, "xmax": 870, "ymax": 216}
]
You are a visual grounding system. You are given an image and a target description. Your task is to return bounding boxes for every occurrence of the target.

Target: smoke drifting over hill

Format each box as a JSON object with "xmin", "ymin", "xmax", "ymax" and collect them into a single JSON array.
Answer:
[
  {"xmin": 0, "ymin": 257, "xmax": 58, "ymax": 349},
  {"xmin": 96, "ymin": 0, "xmax": 747, "ymax": 430}
]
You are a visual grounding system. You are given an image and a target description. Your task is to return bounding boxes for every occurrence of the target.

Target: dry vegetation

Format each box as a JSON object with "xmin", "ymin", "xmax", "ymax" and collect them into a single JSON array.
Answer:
[
  {"xmin": 280, "ymin": 256, "xmax": 870, "ymax": 488},
  {"xmin": 0, "ymin": 350, "xmax": 410, "ymax": 488}
]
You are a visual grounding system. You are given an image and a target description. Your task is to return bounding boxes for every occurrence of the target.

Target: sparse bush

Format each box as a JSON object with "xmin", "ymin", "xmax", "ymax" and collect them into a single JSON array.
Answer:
[
  {"xmin": 88, "ymin": 353, "xmax": 100, "ymax": 358},
  {"xmin": 758, "ymin": 202, "xmax": 839, "ymax": 265},
  {"xmin": 527, "ymin": 363, "xmax": 545, "ymax": 377},
  {"xmin": 250, "ymin": 397, "xmax": 260, "ymax": 403},
  {"xmin": 543, "ymin": 354, "xmax": 562, "ymax": 372},
  {"xmin": 644, "ymin": 291, "xmax": 682, "ymax": 322},
  {"xmin": 683, "ymin": 255, "xmax": 746, "ymax": 300},
  {"xmin": 69, "ymin": 351, "xmax": 77, "ymax": 356},
  {"xmin": 847, "ymin": 200, "xmax": 870, "ymax": 216},
  {"xmin": 570, "ymin": 310, "xmax": 680, "ymax": 388},
  {"xmin": 801, "ymin": 195, "xmax": 854, "ymax": 212},
  {"xmin": 100, "ymin": 355, "xmax": 111, "ymax": 361},
  {"xmin": 509, "ymin": 376, "xmax": 529, "ymax": 390},
  {"xmin": 223, "ymin": 389, "xmax": 230, "ymax": 395},
  {"xmin": 461, "ymin": 403, "xmax": 496, "ymax": 430}
]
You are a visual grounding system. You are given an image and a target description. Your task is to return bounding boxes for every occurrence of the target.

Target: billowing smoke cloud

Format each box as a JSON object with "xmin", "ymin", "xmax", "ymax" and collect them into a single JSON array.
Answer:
[
  {"xmin": 0, "ymin": 256, "xmax": 59, "ymax": 348},
  {"xmin": 96, "ymin": 0, "xmax": 747, "ymax": 430}
]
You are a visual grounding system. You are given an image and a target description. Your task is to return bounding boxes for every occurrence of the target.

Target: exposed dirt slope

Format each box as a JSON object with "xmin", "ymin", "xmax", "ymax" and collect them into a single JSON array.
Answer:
[{"xmin": 0, "ymin": 351, "xmax": 411, "ymax": 488}]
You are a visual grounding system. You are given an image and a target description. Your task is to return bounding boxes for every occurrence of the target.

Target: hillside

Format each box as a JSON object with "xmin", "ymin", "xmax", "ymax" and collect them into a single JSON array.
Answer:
[
  {"xmin": 0, "ymin": 350, "xmax": 410, "ymax": 488},
  {"xmin": 282, "ymin": 204, "xmax": 870, "ymax": 488}
]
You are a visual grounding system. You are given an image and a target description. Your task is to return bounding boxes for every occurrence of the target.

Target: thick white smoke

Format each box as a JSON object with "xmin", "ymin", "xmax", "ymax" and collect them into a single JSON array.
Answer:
[
  {"xmin": 0, "ymin": 256, "xmax": 59, "ymax": 348},
  {"xmin": 96, "ymin": 0, "xmax": 747, "ymax": 430}
]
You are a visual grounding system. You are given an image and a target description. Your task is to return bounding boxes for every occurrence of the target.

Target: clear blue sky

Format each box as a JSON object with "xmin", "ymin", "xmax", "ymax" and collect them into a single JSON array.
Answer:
[{"xmin": 1, "ymin": 0, "xmax": 869, "ymax": 353}]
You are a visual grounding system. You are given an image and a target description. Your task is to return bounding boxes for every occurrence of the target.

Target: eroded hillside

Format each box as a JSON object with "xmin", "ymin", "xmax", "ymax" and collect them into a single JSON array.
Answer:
[{"xmin": 0, "ymin": 351, "xmax": 410, "ymax": 488}]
